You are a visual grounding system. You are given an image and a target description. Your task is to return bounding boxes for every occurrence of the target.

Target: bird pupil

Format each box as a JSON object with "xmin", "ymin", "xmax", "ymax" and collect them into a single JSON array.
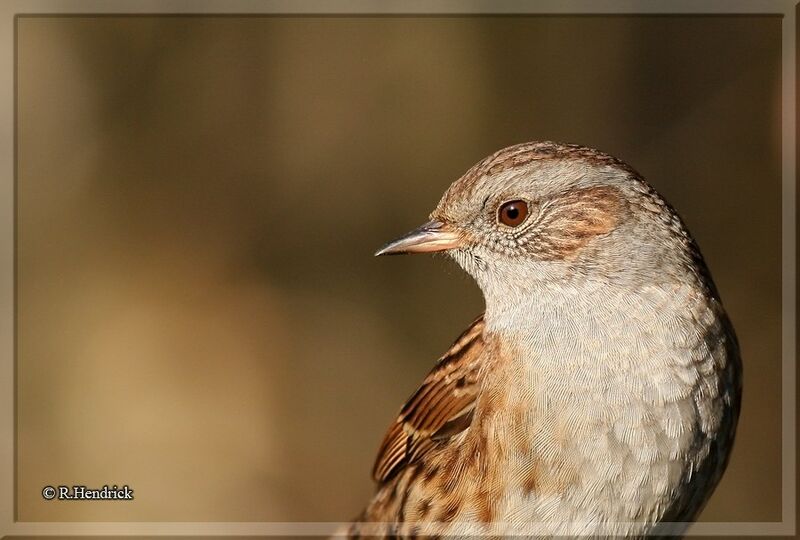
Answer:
[{"xmin": 506, "ymin": 207, "xmax": 519, "ymax": 219}]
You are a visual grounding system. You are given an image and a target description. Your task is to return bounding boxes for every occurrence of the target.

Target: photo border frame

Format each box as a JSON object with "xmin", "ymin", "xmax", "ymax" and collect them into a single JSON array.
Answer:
[{"xmin": 0, "ymin": 1, "xmax": 794, "ymax": 536}]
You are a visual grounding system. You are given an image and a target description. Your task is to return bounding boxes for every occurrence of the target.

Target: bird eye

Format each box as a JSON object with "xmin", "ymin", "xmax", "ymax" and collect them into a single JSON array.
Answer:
[{"xmin": 497, "ymin": 200, "xmax": 529, "ymax": 227}]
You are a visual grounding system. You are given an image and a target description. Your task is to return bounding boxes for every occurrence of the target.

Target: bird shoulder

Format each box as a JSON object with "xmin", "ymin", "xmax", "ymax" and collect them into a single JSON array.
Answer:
[{"xmin": 372, "ymin": 315, "xmax": 486, "ymax": 483}]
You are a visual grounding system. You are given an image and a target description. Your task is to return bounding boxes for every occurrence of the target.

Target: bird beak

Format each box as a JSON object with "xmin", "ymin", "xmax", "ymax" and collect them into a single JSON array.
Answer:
[{"xmin": 375, "ymin": 220, "xmax": 462, "ymax": 256}]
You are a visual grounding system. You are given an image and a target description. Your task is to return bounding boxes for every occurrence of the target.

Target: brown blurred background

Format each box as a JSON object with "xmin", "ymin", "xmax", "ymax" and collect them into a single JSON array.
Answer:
[{"xmin": 16, "ymin": 15, "xmax": 781, "ymax": 524}]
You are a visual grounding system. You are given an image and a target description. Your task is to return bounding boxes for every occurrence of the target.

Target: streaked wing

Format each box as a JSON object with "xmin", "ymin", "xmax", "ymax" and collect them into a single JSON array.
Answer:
[{"xmin": 372, "ymin": 315, "xmax": 486, "ymax": 483}]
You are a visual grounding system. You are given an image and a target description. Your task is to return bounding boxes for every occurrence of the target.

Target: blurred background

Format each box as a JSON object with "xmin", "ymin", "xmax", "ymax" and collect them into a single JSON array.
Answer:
[{"xmin": 16, "ymin": 15, "xmax": 781, "ymax": 524}]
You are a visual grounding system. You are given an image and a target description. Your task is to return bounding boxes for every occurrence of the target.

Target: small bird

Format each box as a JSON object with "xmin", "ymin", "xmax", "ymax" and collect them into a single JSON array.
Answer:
[{"xmin": 347, "ymin": 142, "xmax": 741, "ymax": 539}]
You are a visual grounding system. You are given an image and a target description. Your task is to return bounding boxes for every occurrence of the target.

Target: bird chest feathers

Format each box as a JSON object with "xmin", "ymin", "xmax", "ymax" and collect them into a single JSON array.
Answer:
[{"xmin": 469, "ymin": 283, "xmax": 735, "ymax": 536}]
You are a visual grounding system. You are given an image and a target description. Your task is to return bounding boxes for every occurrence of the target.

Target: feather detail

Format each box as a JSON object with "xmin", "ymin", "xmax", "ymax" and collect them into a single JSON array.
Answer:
[{"xmin": 372, "ymin": 315, "xmax": 486, "ymax": 483}]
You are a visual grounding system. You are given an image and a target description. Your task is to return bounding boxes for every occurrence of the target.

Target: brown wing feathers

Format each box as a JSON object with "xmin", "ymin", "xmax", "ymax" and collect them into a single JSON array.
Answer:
[{"xmin": 372, "ymin": 316, "xmax": 486, "ymax": 483}]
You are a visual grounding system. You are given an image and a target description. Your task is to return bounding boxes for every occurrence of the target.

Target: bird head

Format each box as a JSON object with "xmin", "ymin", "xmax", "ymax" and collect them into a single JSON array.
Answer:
[{"xmin": 376, "ymin": 142, "xmax": 707, "ymax": 303}]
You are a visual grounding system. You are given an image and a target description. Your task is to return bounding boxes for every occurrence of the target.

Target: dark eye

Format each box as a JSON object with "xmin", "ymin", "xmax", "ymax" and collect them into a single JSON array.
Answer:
[{"xmin": 497, "ymin": 200, "xmax": 529, "ymax": 227}]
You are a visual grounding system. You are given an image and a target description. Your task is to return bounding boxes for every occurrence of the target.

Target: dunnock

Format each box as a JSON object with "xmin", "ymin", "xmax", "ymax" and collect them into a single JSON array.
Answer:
[{"xmin": 347, "ymin": 142, "xmax": 741, "ymax": 538}]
